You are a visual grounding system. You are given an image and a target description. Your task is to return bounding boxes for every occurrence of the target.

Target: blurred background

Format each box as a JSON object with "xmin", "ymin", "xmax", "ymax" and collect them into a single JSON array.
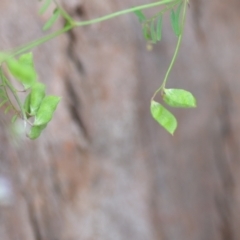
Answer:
[{"xmin": 1, "ymin": 0, "xmax": 240, "ymax": 239}]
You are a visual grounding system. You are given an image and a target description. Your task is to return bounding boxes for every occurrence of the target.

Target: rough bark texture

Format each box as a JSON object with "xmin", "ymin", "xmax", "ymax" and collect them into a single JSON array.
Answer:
[{"xmin": 1, "ymin": 0, "xmax": 240, "ymax": 239}]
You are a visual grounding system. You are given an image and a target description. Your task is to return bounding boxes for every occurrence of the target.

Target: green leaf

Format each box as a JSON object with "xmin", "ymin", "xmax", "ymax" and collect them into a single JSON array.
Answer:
[
  {"xmin": 142, "ymin": 24, "xmax": 151, "ymax": 41},
  {"xmin": 150, "ymin": 19, "xmax": 157, "ymax": 43},
  {"xmin": 0, "ymin": 88, "xmax": 4, "ymax": 94},
  {"xmin": 30, "ymin": 82, "xmax": 46, "ymax": 115},
  {"xmin": 11, "ymin": 115, "xmax": 18, "ymax": 123},
  {"xmin": 156, "ymin": 15, "xmax": 163, "ymax": 41},
  {"xmin": 176, "ymin": 2, "xmax": 183, "ymax": 20},
  {"xmin": 150, "ymin": 100, "xmax": 177, "ymax": 135},
  {"xmin": 39, "ymin": 0, "xmax": 52, "ymax": 15},
  {"xmin": 23, "ymin": 93, "xmax": 31, "ymax": 115},
  {"xmin": 0, "ymin": 99, "xmax": 8, "ymax": 107},
  {"xmin": 18, "ymin": 52, "xmax": 35, "ymax": 67},
  {"xmin": 18, "ymin": 52, "xmax": 37, "ymax": 86},
  {"xmin": 27, "ymin": 124, "xmax": 47, "ymax": 140},
  {"xmin": 170, "ymin": 3, "xmax": 183, "ymax": 37},
  {"xmin": 0, "ymin": 89, "xmax": 7, "ymax": 100},
  {"xmin": 4, "ymin": 105, "xmax": 12, "ymax": 114},
  {"xmin": 43, "ymin": 8, "xmax": 61, "ymax": 31},
  {"xmin": 170, "ymin": 10, "xmax": 177, "ymax": 36},
  {"xmin": 34, "ymin": 95, "xmax": 61, "ymax": 126},
  {"xmin": 163, "ymin": 88, "xmax": 197, "ymax": 108},
  {"xmin": 134, "ymin": 10, "xmax": 146, "ymax": 23},
  {"xmin": 7, "ymin": 57, "xmax": 36, "ymax": 89}
]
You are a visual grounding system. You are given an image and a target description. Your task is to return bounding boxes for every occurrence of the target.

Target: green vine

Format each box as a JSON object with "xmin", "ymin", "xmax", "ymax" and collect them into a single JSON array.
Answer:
[{"xmin": 0, "ymin": 0, "xmax": 195, "ymax": 139}]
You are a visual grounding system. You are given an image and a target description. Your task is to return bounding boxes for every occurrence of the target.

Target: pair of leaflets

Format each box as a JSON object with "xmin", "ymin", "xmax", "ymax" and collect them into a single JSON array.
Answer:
[
  {"xmin": 39, "ymin": 0, "xmax": 74, "ymax": 31},
  {"xmin": 6, "ymin": 52, "xmax": 60, "ymax": 139},
  {"xmin": 151, "ymin": 89, "xmax": 196, "ymax": 135},
  {"xmin": 39, "ymin": 0, "xmax": 60, "ymax": 31},
  {"xmin": 24, "ymin": 83, "xmax": 60, "ymax": 139},
  {"xmin": 134, "ymin": 1, "xmax": 184, "ymax": 44}
]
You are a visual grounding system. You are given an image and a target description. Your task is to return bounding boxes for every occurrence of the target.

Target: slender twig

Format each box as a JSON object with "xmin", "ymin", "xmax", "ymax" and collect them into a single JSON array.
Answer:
[
  {"xmin": 74, "ymin": 0, "xmax": 177, "ymax": 26},
  {"xmin": 0, "ymin": 71, "xmax": 19, "ymax": 114},
  {"xmin": 53, "ymin": 0, "xmax": 75, "ymax": 25},
  {"xmin": 144, "ymin": 0, "xmax": 181, "ymax": 24},
  {"xmin": 151, "ymin": 0, "xmax": 188, "ymax": 100},
  {"xmin": 5, "ymin": 0, "xmax": 178, "ymax": 59},
  {"xmin": 0, "ymin": 69, "xmax": 26, "ymax": 122}
]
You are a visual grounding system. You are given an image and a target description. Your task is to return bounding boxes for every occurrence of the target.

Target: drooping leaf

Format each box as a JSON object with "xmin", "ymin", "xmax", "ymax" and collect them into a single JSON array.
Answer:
[
  {"xmin": 11, "ymin": 115, "xmax": 18, "ymax": 123},
  {"xmin": 43, "ymin": 8, "xmax": 61, "ymax": 31},
  {"xmin": 150, "ymin": 100, "xmax": 177, "ymax": 135},
  {"xmin": 0, "ymin": 88, "xmax": 4, "ymax": 94},
  {"xmin": 170, "ymin": 2, "xmax": 183, "ymax": 37},
  {"xmin": 142, "ymin": 24, "xmax": 151, "ymax": 41},
  {"xmin": 18, "ymin": 52, "xmax": 35, "ymax": 67},
  {"xmin": 150, "ymin": 19, "xmax": 157, "ymax": 43},
  {"xmin": 156, "ymin": 15, "xmax": 163, "ymax": 41},
  {"xmin": 30, "ymin": 82, "xmax": 46, "ymax": 115},
  {"xmin": 39, "ymin": 0, "xmax": 52, "ymax": 15},
  {"xmin": 34, "ymin": 95, "xmax": 61, "ymax": 126},
  {"xmin": 27, "ymin": 124, "xmax": 47, "ymax": 140},
  {"xmin": 18, "ymin": 52, "xmax": 37, "ymax": 85},
  {"xmin": 0, "ymin": 53, "xmax": 9, "ymax": 65},
  {"xmin": 23, "ymin": 93, "xmax": 31, "ymax": 115},
  {"xmin": 0, "ymin": 99, "xmax": 8, "ymax": 107},
  {"xmin": 134, "ymin": 10, "xmax": 147, "ymax": 23},
  {"xmin": 163, "ymin": 88, "xmax": 197, "ymax": 108},
  {"xmin": 57, "ymin": 6, "xmax": 74, "ymax": 25},
  {"xmin": 0, "ymin": 89, "xmax": 7, "ymax": 100},
  {"xmin": 170, "ymin": 10, "xmax": 177, "ymax": 36},
  {"xmin": 7, "ymin": 58, "xmax": 36, "ymax": 89},
  {"xmin": 4, "ymin": 105, "xmax": 12, "ymax": 114},
  {"xmin": 175, "ymin": 2, "xmax": 183, "ymax": 21}
]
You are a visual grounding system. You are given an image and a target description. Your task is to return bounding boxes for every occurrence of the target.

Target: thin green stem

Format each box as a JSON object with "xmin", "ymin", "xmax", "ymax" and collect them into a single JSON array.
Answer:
[
  {"xmin": 152, "ymin": 0, "xmax": 188, "ymax": 100},
  {"xmin": 144, "ymin": 0, "xmax": 181, "ymax": 24},
  {"xmin": 75, "ymin": 0, "xmax": 177, "ymax": 26},
  {"xmin": 143, "ymin": 0, "xmax": 181, "ymax": 43},
  {"xmin": 0, "ymin": 69, "xmax": 26, "ymax": 122},
  {"xmin": 8, "ymin": 25, "xmax": 72, "ymax": 58},
  {"xmin": 1, "ymin": 81, "xmax": 11, "ymax": 108},
  {"xmin": 7, "ymin": 0, "xmax": 177, "ymax": 58},
  {"xmin": 2, "ymin": 84, "xmax": 18, "ymax": 113},
  {"xmin": 53, "ymin": 0, "xmax": 75, "ymax": 25}
]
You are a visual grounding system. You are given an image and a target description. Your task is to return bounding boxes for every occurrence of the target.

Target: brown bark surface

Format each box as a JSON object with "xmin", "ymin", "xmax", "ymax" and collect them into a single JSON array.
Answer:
[{"xmin": 1, "ymin": 0, "xmax": 240, "ymax": 240}]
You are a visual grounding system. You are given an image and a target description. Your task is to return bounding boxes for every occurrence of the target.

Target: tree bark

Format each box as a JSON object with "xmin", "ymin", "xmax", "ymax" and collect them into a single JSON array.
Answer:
[{"xmin": 1, "ymin": 0, "xmax": 240, "ymax": 239}]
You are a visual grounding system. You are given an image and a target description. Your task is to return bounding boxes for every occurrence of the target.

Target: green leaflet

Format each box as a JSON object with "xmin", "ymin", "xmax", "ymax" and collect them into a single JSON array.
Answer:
[
  {"xmin": 23, "ymin": 93, "xmax": 31, "ymax": 115},
  {"xmin": 43, "ymin": 8, "xmax": 61, "ymax": 31},
  {"xmin": 0, "ymin": 88, "xmax": 7, "ymax": 100},
  {"xmin": 19, "ymin": 52, "xmax": 35, "ymax": 67},
  {"xmin": 11, "ymin": 115, "xmax": 18, "ymax": 124},
  {"xmin": 150, "ymin": 19, "xmax": 157, "ymax": 43},
  {"xmin": 28, "ymin": 124, "xmax": 47, "ymax": 140},
  {"xmin": 170, "ymin": 2, "xmax": 183, "ymax": 37},
  {"xmin": 0, "ymin": 99, "xmax": 8, "ymax": 107},
  {"xmin": 4, "ymin": 105, "xmax": 12, "ymax": 114},
  {"xmin": 156, "ymin": 15, "xmax": 163, "ymax": 41},
  {"xmin": 150, "ymin": 100, "xmax": 177, "ymax": 135},
  {"xmin": 30, "ymin": 82, "xmax": 46, "ymax": 115},
  {"xmin": 39, "ymin": 0, "xmax": 52, "ymax": 15},
  {"xmin": 163, "ymin": 88, "xmax": 197, "ymax": 108},
  {"xmin": 142, "ymin": 14, "xmax": 163, "ymax": 44},
  {"xmin": 57, "ymin": 6, "xmax": 74, "ymax": 25},
  {"xmin": 142, "ymin": 24, "xmax": 151, "ymax": 41},
  {"xmin": 0, "ymin": 88, "xmax": 4, "ymax": 95},
  {"xmin": 134, "ymin": 10, "xmax": 146, "ymax": 23},
  {"xmin": 7, "ymin": 56, "xmax": 37, "ymax": 89},
  {"xmin": 34, "ymin": 95, "xmax": 61, "ymax": 126},
  {"xmin": 19, "ymin": 52, "xmax": 37, "ymax": 86}
]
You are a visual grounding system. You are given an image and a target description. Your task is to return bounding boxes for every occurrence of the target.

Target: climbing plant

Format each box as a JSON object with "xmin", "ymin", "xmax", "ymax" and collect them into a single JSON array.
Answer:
[{"xmin": 0, "ymin": 0, "xmax": 195, "ymax": 139}]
